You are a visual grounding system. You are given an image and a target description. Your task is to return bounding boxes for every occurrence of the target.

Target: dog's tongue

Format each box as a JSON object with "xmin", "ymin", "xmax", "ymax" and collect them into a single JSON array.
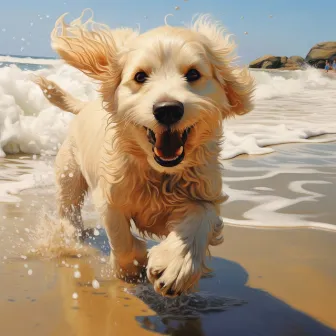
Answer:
[{"xmin": 154, "ymin": 130, "xmax": 183, "ymax": 159}]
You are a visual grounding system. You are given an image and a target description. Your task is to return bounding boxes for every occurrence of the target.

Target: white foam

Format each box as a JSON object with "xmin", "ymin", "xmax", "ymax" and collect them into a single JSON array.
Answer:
[
  {"xmin": 222, "ymin": 68, "xmax": 336, "ymax": 159},
  {"xmin": 0, "ymin": 63, "xmax": 98, "ymax": 157},
  {"xmin": 0, "ymin": 158, "xmax": 54, "ymax": 202}
]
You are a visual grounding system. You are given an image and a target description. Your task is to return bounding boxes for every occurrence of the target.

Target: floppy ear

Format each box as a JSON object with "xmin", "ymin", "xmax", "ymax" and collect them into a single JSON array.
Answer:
[
  {"xmin": 51, "ymin": 9, "xmax": 138, "ymax": 110},
  {"xmin": 192, "ymin": 15, "xmax": 255, "ymax": 117}
]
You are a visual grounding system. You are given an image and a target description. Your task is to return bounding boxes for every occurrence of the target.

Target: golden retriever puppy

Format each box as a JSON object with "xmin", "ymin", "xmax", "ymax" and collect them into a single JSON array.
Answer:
[{"xmin": 34, "ymin": 10, "xmax": 254, "ymax": 297}]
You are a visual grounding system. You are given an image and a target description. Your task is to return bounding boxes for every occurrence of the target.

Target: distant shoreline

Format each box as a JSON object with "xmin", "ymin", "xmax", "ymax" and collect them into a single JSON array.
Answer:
[
  {"xmin": 0, "ymin": 55, "xmax": 61, "ymax": 65},
  {"xmin": 0, "ymin": 53, "xmax": 57, "ymax": 60}
]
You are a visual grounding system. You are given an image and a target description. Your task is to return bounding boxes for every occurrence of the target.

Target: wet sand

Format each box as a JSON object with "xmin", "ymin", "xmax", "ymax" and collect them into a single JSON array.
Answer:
[{"xmin": 1, "ymin": 146, "xmax": 336, "ymax": 336}]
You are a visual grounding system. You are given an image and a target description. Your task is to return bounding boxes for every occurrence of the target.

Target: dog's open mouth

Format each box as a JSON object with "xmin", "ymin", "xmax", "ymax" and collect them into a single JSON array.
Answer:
[{"xmin": 144, "ymin": 127, "xmax": 191, "ymax": 167}]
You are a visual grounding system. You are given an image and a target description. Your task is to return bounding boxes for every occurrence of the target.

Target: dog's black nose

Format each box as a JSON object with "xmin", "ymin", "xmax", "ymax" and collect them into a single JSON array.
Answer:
[{"xmin": 153, "ymin": 101, "xmax": 184, "ymax": 126}]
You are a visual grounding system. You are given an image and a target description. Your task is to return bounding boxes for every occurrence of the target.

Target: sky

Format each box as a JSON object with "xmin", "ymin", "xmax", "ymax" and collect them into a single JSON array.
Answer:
[{"xmin": 0, "ymin": 0, "xmax": 335, "ymax": 64}]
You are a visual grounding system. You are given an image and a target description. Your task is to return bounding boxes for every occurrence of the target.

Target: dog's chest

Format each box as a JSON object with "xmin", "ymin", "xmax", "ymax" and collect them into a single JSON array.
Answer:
[
  {"xmin": 129, "ymin": 182, "xmax": 179, "ymax": 235},
  {"xmin": 110, "ymin": 173, "xmax": 186, "ymax": 235}
]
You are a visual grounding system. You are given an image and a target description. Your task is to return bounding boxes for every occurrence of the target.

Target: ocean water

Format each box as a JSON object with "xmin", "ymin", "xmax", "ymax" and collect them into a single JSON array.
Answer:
[{"xmin": 0, "ymin": 56, "xmax": 335, "ymax": 231}]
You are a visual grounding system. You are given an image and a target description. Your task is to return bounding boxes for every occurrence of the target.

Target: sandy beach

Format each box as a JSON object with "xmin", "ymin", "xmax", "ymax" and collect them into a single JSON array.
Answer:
[{"xmin": 1, "ymin": 141, "xmax": 335, "ymax": 336}]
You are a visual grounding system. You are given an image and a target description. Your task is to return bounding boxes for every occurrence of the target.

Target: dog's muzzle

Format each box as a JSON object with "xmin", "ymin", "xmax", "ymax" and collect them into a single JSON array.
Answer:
[{"xmin": 145, "ymin": 127, "xmax": 191, "ymax": 167}]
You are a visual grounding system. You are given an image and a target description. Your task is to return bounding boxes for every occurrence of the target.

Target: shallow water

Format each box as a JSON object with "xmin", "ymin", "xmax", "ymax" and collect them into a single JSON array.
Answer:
[
  {"xmin": 221, "ymin": 142, "xmax": 336, "ymax": 231},
  {"xmin": 1, "ymin": 141, "xmax": 335, "ymax": 231}
]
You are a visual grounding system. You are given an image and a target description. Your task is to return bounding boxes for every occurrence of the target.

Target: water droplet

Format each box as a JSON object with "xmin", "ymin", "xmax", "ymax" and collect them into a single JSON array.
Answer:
[{"xmin": 92, "ymin": 279, "xmax": 100, "ymax": 289}]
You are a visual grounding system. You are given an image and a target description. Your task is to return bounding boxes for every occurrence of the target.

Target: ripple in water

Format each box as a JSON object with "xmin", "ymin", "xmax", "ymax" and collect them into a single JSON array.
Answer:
[{"xmin": 126, "ymin": 285, "xmax": 247, "ymax": 319}]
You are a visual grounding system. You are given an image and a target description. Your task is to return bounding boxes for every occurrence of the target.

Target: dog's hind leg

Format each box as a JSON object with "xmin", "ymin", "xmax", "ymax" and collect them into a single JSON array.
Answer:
[{"xmin": 55, "ymin": 138, "xmax": 88, "ymax": 238}]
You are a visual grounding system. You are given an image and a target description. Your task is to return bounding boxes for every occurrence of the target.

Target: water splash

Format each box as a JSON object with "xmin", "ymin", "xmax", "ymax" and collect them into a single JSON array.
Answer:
[{"xmin": 126, "ymin": 285, "xmax": 246, "ymax": 319}]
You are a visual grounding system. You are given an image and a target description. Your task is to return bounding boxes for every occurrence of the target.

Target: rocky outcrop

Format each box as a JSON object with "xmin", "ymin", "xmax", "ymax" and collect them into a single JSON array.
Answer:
[
  {"xmin": 249, "ymin": 41, "xmax": 336, "ymax": 70},
  {"xmin": 305, "ymin": 42, "xmax": 336, "ymax": 68},
  {"xmin": 249, "ymin": 55, "xmax": 304, "ymax": 70}
]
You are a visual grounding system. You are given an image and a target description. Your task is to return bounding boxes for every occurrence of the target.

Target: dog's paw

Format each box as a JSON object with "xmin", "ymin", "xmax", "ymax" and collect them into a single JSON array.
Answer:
[{"xmin": 147, "ymin": 237, "xmax": 203, "ymax": 297}]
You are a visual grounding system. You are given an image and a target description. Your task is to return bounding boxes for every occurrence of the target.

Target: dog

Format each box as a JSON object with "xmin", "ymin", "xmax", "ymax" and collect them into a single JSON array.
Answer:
[{"xmin": 34, "ymin": 10, "xmax": 254, "ymax": 297}]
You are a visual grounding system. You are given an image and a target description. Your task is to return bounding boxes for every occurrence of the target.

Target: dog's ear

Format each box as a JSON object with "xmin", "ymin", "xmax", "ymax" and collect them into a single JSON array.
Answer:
[
  {"xmin": 192, "ymin": 15, "xmax": 255, "ymax": 118},
  {"xmin": 51, "ymin": 10, "xmax": 138, "ymax": 111},
  {"xmin": 51, "ymin": 11, "xmax": 118, "ymax": 80}
]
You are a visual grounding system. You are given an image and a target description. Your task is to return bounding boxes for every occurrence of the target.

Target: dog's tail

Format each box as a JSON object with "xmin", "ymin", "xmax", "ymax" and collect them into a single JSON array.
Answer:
[{"xmin": 33, "ymin": 76, "xmax": 87, "ymax": 115}]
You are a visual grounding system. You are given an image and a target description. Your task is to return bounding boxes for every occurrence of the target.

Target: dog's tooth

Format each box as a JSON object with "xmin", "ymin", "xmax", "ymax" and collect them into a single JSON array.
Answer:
[{"xmin": 175, "ymin": 146, "xmax": 183, "ymax": 156}]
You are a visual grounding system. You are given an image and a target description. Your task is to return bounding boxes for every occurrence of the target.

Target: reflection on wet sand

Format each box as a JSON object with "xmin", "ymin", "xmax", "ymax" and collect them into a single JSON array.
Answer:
[{"xmin": 1, "ymin": 223, "xmax": 336, "ymax": 336}]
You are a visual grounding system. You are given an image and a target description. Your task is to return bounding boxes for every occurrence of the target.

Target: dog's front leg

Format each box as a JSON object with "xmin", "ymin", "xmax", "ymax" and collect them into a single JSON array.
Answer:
[
  {"xmin": 147, "ymin": 202, "xmax": 223, "ymax": 297},
  {"xmin": 101, "ymin": 207, "xmax": 148, "ymax": 281}
]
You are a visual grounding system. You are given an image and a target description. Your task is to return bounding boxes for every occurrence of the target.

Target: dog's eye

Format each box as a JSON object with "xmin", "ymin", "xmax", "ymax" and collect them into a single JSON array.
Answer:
[
  {"xmin": 185, "ymin": 69, "xmax": 201, "ymax": 82},
  {"xmin": 134, "ymin": 71, "xmax": 148, "ymax": 84}
]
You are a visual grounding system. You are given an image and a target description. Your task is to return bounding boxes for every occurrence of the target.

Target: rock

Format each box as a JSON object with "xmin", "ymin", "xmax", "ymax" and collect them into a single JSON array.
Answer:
[
  {"xmin": 249, "ymin": 55, "xmax": 281, "ymax": 69},
  {"xmin": 305, "ymin": 42, "xmax": 336, "ymax": 68},
  {"xmin": 285, "ymin": 59, "xmax": 295, "ymax": 65},
  {"xmin": 249, "ymin": 54, "xmax": 302, "ymax": 70},
  {"xmin": 289, "ymin": 56, "xmax": 304, "ymax": 64},
  {"xmin": 261, "ymin": 61, "xmax": 274, "ymax": 69},
  {"xmin": 249, "ymin": 55, "xmax": 273, "ymax": 68},
  {"xmin": 316, "ymin": 60, "xmax": 326, "ymax": 69},
  {"xmin": 249, "ymin": 42, "xmax": 336, "ymax": 70},
  {"xmin": 280, "ymin": 56, "xmax": 288, "ymax": 65}
]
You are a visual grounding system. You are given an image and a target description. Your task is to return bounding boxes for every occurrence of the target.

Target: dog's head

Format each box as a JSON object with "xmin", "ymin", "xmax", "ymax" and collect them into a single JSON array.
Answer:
[{"xmin": 52, "ymin": 11, "xmax": 254, "ymax": 173}]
